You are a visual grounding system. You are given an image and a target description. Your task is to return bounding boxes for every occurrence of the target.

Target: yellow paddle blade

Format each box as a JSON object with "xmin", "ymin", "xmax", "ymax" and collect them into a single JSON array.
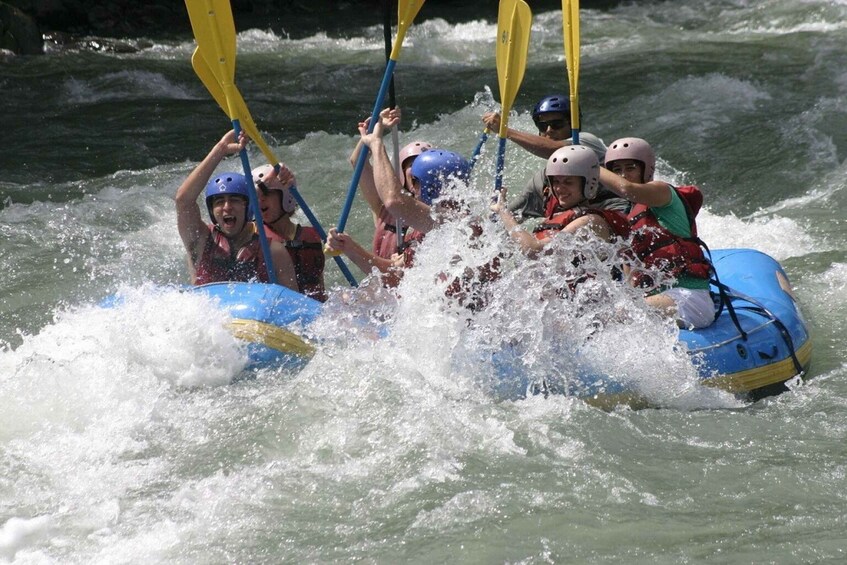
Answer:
[
  {"xmin": 184, "ymin": 0, "xmax": 237, "ymax": 86},
  {"xmin": 562, "ymin": 0, "xmax": 580, "ymax": 131},
  {"xmin": 496, "ymin": 0, "xmax": 532, "ymax": 138},
  {"xmin": 389, "ymin": 0, "xmax": 427, "ymax": 61},
  {"xmin": 191, "ymin": 48, "xmax": 280, "ymax": 164}
]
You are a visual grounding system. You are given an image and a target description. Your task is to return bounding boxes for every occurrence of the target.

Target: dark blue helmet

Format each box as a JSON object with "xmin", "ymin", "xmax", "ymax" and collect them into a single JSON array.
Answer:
[
  {"xmin": 532, "ymin": 93, "xmax": 584, "ymax": 132},
  {"xmin": 204, "ymin": 172, "xmax": 252, "ymax": 223},
  {"xmin": 410, "ymin": 149, "xmax": 471, "ymax": 205},
  {"xmin": 532, "ymin": 94, "xmax": 571, "ymax": 121}
]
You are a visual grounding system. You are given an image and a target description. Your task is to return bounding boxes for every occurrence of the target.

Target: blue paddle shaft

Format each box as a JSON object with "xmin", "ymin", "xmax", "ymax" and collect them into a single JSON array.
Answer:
[
  {"xmin": 495, "ymin": 137, "xmax": 507, "ymax": 191},
  {"xmin": 336, "ymin": 58, "xmax": 398, "ymax": 233},
  {"xmin": 571, "ymin": 129, "xmax": 580, "ymax": 145},
  {"xmin": 469, "ymin": 130, "xmax": 489, "ymax": 171},
  {"xmin": 288, "ymin": 186, "xmax": 358, "ymax": 287},
  {"xmin": 232, "ymin": 119, "xmax": 277, "ymax": 285}
]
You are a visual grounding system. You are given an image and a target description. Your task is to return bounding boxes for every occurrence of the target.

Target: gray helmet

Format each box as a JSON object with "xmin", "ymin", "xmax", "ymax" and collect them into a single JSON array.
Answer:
[
  {"xmin": 605, "ymin": 137, "xmax": 656, "ymax": 182},
  {"xmin": 545, "ymin": 145, "xmax": 600, "ymax": 200}
]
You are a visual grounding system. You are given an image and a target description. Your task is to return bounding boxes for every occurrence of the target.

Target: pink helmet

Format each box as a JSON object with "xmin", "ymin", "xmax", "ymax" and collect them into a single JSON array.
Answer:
[
  {"xmin": 545, "ymin": 145, "xmax": 600, "ymax": 200},
  {"xmin": 398, "ymin": 141, "xmax": 433, "ymax": 169},
  {"xmin": 605, "ymin": 137, "xmax": 656, "ymax": 182},
  {"xmin": 252, "ymin": 164, "xmax": 297, "ymax": 214}
]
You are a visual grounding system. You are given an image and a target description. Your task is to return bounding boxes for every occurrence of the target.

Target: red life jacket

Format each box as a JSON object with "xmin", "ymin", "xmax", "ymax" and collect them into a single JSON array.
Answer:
[
  {"xmin": 264, "ymin": 224, "xmax": 327, "ymax": 302},
  {"xmin": 626, "ymin": 185, "xmax": 711, "ymax": 289},
  {"xmin": 445, "ymin": 255, "xmax": 502, "ymax": 312},
  {"xmin": 194, "ymin": 225, "xmax": 269, "ymax": 285},
  {"xmin": 400, "ymin": 228, "xmax": 426, "ymax": 268},
  {"xmin": 533, "ymin": 205, "xmax": 630, "ymax": 241},
  {"xmin": 372, "ymin": 208, "xmax": 408, "ymax": 260}
]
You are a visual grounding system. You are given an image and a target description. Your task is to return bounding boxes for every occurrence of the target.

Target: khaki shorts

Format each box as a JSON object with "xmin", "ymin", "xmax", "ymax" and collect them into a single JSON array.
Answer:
[{"xmin": 662, "ymin": 287, "xmax": 715, "ymax": 329}]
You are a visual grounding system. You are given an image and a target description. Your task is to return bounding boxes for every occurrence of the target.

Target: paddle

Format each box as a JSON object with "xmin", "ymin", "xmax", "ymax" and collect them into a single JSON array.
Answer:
[
  {"xmin": 469, "ymin": 128, "xmax": 490, "ymax": 171},
  {"xmin": 494, "ymin": 0, "xmax": 532, "ymax": 192},
  {"xmin": 562, "ymin": 0, "xmax": 580, "ymax": 145},
  {"xmin": 383, "ymin": 0, "xmax": 405, "ymax": 254},
  {"xmin": 332, "ymin": 0, "xmax": 426, "ymax": 238},
  {"xmin": 184, "ymin": 0, "xmax": 277, "ymax": 283},
  {"xmin": 191, "ymin": 49, "xmax": 359, "ymax": 287}
]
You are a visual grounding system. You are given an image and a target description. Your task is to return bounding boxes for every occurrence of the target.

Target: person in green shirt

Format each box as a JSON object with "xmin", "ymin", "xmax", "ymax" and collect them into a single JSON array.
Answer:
[{"xmin": 600, "ymin": 137, "xmax": 715, "ymax": 329}]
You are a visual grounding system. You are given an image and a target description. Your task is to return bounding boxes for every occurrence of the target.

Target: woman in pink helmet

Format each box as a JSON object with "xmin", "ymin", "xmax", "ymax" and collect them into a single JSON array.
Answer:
[
  {"xmin": 251, "ymin": 163, "xmax": 327, "ymax": 302},
  {"xmin": 600, "ymin": 137, "xmax": 715, "ymax": 329},
  {"xmin": 492, "ymin": 145, "xmax": 629, "ymax": 256}
]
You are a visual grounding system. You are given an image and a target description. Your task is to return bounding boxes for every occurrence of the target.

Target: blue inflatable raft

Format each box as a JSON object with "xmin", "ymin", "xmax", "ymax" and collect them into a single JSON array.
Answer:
[
  {"xmin": 679, "ymin": 248, "xmax": 811, "ymax": 397},
  {"xmin": 202, "ymin": 248, "xmax": 811, "ymax": 404}
]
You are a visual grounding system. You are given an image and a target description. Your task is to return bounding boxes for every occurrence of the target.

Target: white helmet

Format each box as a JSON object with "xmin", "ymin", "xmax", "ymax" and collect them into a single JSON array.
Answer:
[
  {"xmin": 605, "ymin": 137, "xmax": 656, "ymax": 182},
  {"xmin": 545, "ymin": 145, "xmax": 600, "ymax": 200},
  {"xmin": 251, "ymin": 164, "xmax": 297, "ymax": 214}
]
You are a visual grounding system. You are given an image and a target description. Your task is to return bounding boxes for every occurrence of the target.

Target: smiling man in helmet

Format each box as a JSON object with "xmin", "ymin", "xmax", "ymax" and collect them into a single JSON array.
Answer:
[{"xmin": 175, "ymin": 130, "xmax": 297, "ymax": 289}]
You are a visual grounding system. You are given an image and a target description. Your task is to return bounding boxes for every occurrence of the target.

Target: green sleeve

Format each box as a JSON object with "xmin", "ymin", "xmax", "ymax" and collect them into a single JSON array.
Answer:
[{"xmin": 651, "ymin": 186, "xmax": 691, "ymax": 237}]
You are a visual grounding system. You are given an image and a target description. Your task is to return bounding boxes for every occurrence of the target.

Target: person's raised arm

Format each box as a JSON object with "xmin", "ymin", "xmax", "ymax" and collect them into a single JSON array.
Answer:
[
  {"xmin": 598, "ymin": 167, "xmax": 672, "ymax": 208},
  {"xmin": 482, "ymin": 112, "xmax": 565, "ymax": 159},
  {"xmin": 176, "ymin": 130, "xmax": 247, "ymax": 259},
  {"xmin": 363, "ymin": 111, "xmax": 436, "ymax": 234},
  {"xmin": 350, "ymin": 107, "xmax": 401, "ymax": 225}
]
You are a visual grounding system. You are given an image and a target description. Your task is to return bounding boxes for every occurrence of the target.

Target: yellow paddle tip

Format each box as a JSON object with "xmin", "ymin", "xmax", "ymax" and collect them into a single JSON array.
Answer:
[{"xmin": 324, "ymin": 245, "xmax": 342, "ymax": 257}]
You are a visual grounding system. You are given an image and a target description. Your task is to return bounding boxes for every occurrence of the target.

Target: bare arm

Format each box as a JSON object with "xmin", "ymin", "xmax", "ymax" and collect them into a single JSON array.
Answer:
[
  {"xmin": 350, "ymin": 108, "xmax": 403, "ymax": 227},
  {"xmin": 175, "ymin": 131, "xmax": 247, "ymax": 259},
  {"xmin": 598, "ymin": 167, "xmax": 672, "ymax": 208},
  {"xmin": 564, "ymin": 214, "xmax": 614, "ymax": 241},
  {"xmin": 363, "ymin": 112, "xmax": 436, "ymax": 234},
  {"xmin": 492, "ymin": 189, "xmax": 548, "ymax": 257},
  {"xmin": 325, "ymin": 228, "xmax": 398, "ymax": 275},
  {"xmin": 350, "ymin": 138, "xmax": 385, "ymax": 226},
  {"xmin": 482, "ymin": 112, "xmax": 565, "ymax": 159},
  {"xmin": 493, "ymin": 190, "xmax": 614, "ymax": 257}
]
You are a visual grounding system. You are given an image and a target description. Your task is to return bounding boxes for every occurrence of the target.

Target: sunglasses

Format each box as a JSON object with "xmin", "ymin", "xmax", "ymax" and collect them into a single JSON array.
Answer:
[{"xmin": 535, "ymin": 118, "xmax": 568, "ymax": 132}]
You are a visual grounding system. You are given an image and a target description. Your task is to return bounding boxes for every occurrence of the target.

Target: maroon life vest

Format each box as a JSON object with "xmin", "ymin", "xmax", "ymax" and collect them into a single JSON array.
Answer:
[
  {"xmin": 444, "ymin": 255, "xmax": 502, "ymax": 312},
  {"xmin": 194, "ymin": 225, "xmax": 269, "ymax": 285},
  {"xmin": 626, "ymin": 185, "xmax": 711, "ymax": 289},
  {"xmin": 372, "ymin": 208, "xmax": 408, "ymax": 260},
  {"xmin": 400, "ymin": 228, "xmax": 427, "ymax": 268},
  {"xmin": 264, "ymin": 224, "xmax": 327, "ymax": 302}
]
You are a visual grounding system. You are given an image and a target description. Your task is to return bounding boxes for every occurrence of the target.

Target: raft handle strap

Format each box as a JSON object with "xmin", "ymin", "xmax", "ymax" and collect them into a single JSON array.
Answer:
[
  {"xmin": 717, "ymin": 290, "xmax": 805, "ymax": 378},
  {"xmin": 700, "ymin": 239, "xmax": 748, "ymax": 341}
]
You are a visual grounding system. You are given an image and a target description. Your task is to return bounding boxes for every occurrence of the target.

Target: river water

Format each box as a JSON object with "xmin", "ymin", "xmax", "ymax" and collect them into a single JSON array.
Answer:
[{"xmin": 2, "ymin": 0, "xmax": 847, "ymax": 562}]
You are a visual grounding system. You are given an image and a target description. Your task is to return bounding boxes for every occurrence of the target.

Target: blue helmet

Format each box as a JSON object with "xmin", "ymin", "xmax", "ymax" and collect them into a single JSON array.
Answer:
[
  {"xmin": 204, "ymin": 172, "xmax": 252, "ymax": 223},
  {"xmin": 532, "ymin": 94, "xmax": 584, "ymax": 130},
  {"xmin": 410, "ymin": 149, "xmax": 471, "ymax": 205},
  {"xmin": 532, "ymin": 94, "xmax": 571, "ymax": 121}
]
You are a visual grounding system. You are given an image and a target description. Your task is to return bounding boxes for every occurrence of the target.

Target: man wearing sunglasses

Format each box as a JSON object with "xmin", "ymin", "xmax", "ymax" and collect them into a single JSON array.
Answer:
[{"xmin": 481, "ymin": 94, "xmax": 622, "ymax": 220}]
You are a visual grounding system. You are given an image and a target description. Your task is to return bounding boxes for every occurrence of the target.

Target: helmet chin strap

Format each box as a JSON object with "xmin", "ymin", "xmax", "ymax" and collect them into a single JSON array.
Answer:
[{"xmin": 266, "ymin": 211, "xmax": 287, "ymax": 225}]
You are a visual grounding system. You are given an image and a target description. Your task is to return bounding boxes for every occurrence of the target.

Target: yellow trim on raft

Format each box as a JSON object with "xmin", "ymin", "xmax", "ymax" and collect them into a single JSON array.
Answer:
[
  {"xmin": 226, "ymin": 319, "xmax": 316, "ymax": 358},
  {"xmin": 584, "ymin": 339, "xmax": 812, "ymax": 409},
  {"xmin": 703, "ymin": 339, "xmax": 812, "ymax": 393}
]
